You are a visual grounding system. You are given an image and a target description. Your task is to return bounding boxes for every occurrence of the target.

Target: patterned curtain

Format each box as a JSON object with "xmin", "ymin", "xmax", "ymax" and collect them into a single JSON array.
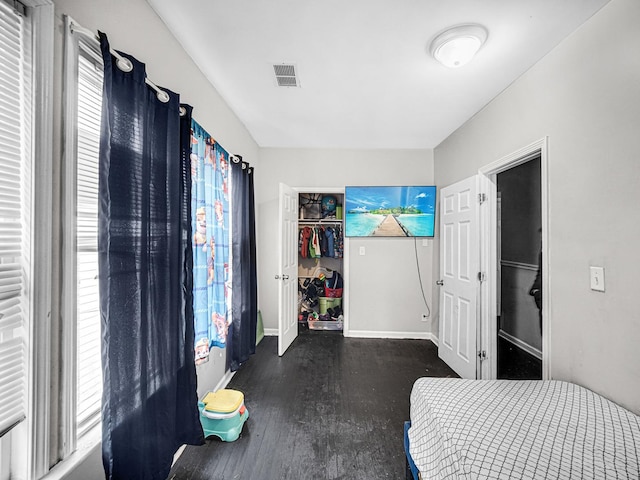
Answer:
[{"xmin": 190, "ymin": 120, "xmax": 231, "ymax": 364}]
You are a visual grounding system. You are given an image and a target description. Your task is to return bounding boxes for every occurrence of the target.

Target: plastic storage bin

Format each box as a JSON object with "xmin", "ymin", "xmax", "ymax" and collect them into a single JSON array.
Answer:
[{"xmin": 308, "ymin": 318, "xmax": 343, "ymax": 330}]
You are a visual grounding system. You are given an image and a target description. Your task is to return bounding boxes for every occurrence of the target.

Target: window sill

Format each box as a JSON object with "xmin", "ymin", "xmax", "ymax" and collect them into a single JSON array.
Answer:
[{"xmin": 41, "ymin": 426, "xmax": 102, "ymax": 480}]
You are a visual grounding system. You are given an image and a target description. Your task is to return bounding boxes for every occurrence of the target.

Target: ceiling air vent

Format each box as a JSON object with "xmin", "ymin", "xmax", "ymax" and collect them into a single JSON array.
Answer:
[{"xmin": 273, "ymin": 64, "xmax": 300, "ymax": 87}]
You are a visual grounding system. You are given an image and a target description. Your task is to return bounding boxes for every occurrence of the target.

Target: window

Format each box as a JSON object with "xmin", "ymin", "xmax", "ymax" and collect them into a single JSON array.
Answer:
[
  {"xmin": 75, "ymin": 44, "xmax": 103, "ymax": 439},
  {"xmin": 0, "ymin": 0, "xmax": 53, "ymax": 478},
  {"xmin": 0, "ymin": 0, "xmax": 32, "ymax": 441},
  {"xmin": 61, "ymin": 16, "xmax": 104, "ymax": 456}
]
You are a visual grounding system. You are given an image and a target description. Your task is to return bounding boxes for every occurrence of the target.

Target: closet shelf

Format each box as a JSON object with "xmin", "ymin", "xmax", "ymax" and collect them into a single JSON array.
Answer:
[{"xmin": 298, "ymin": 219, "xmax": 342, "ymax": 225}]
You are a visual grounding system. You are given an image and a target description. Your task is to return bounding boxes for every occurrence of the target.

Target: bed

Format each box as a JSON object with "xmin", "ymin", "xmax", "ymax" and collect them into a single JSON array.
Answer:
[{"xmin": 407, "ymin": 378, "xmax": 640, "ymax": 479}]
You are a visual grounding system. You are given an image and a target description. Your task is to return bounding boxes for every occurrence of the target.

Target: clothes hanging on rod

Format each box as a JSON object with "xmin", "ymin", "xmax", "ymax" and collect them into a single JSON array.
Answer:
[{"xmin": 298, "ymin": 224, "xmax": 343, "ymax": 259}]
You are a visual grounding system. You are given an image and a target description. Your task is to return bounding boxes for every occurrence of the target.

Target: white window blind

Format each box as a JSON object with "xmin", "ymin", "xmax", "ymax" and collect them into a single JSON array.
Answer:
[
  {"xmin": 75, "ymin": 48, "xmax": 103, "ymax": 437},
  {"xmin": 0, "ymin": 0, "xmax": 32, "ymax": 437}
]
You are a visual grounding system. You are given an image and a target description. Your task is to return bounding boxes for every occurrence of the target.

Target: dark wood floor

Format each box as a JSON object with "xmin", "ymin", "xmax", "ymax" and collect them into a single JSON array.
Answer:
[{"xmin": 169, "ymin": 330, "xmax": 457, "ymax": 480}]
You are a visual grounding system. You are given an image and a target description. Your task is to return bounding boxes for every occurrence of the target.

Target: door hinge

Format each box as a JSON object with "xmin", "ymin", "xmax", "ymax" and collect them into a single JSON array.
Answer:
[
  {"xmin": 478, "ymin": 350, "xmax": 487, "ymax": 361},
  {"xmin": 477, "ymin": 271, "xmax": 485, "ymax": 282},
  {"xmin": 478, "ymin": 193, "xmax": 486, "ymax": 204}
]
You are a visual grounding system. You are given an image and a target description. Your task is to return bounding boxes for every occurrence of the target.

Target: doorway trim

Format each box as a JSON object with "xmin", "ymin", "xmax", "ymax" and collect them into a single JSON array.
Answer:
[
  {"xmin": 478, "ymin": 137, "xmax": 550, "ymax": 380},
  {"xmin": 291, "ymin": 186, "xmax": 349, "ymax": 336}
]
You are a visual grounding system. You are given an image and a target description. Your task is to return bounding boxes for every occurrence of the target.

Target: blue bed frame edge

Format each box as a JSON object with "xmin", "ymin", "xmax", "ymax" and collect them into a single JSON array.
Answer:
[{"xmin": 404, "ymin": 421, "xmax": 419, "ymax": 480}]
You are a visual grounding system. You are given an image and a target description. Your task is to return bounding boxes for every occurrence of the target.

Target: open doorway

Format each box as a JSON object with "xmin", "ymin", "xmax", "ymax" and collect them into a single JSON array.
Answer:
[
  {"xmin": 496, "ymin": 157, "xmax": 542, "ymax": 379},
  {"xmin": 477, "ymin": 137, "xmax": 549, "ymax": 381}
]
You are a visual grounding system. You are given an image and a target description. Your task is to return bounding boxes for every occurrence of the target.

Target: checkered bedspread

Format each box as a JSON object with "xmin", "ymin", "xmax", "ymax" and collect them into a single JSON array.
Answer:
[{"xmin": 408, "ymin": 378, "xmax": 640, "ymax": 479}]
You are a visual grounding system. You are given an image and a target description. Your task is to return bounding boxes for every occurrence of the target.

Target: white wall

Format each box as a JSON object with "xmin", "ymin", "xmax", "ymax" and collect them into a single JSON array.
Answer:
[
  {"xmin": 50, "ymin": 0, "xmax": 259, "ymax": 475},
  {"xmin": 257, "ymin": 148, "xmax": 435, "ymax": 338},
  {"xmin": 433, "ymin": 0, "xmax": 640, "ymax": 413}
]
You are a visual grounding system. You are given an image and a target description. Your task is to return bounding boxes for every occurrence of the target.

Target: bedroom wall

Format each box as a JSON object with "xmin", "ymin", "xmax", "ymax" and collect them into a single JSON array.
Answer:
[
  {"xmin": 256, "ymin": 148, "xmax": 435, "ymax": 338},
  {"xmin": 432, "ymin": 0, "xmax": 640, "ymax": 413},
  {"xmin": 49, "ymin": 0, "xmax": 259, "ymax": 475}
]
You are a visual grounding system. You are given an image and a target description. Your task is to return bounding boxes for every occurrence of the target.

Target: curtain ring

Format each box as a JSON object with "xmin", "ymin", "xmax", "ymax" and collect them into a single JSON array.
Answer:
[
  {"xmin": 242, "ymin": 162, "xmax": 247, "ymax": 170},
  {"xmin": 231, "ymin": 156, "xmax": 241, "ymax": 164},
  {"xmin": 156, "ymin": 90, "xmax": 170, "ymax": 103},
  {"xmin": 115, "ymin": 56, "xmax": 133, "ymax": 73},
  {"xmin": 179, "ymin": 106, "xmax": 187, "ymax": 117}
]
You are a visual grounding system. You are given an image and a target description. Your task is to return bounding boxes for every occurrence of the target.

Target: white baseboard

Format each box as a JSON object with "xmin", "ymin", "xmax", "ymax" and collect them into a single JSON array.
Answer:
[
  {"xmin": 430, "ymin": 335, "xmax": 439, "ymax": 347},
  {"xmin": 498, "ymin": 329, "xmax": 542, "ymax": 360},
  {"xmin": 345, "ymin": 330, "xmax": 432, "ymax": 340},
  {"xmin": 172, "ymin": 445, "xmax": 187, "ymax": 467},
  {"xmin": 214, "ymin": 369, "xmax": 236, "ymax": 392},
  {"xmin": 265, "ymin": 327, "xmax": 437, "ymax": 342}
]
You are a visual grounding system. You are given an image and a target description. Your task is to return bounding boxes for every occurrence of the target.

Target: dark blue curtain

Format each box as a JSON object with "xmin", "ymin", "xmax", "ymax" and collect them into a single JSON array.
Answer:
[
  {"xmin": 98, "ymin": 33, "xmax": 203, "ymax": 480},
  {"xmin": 228, "ymin": 156, "xmax": 257, "ymax": 371}
]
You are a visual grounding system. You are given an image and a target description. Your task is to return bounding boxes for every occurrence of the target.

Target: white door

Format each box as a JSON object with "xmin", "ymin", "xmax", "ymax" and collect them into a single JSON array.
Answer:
[
  {"xmin": 438, "ymin": 176, "xmax": 480, "ymax": 379},
  {"xmin": 277, "ymin": 183, "xmax": 299, "ymax": 356}
]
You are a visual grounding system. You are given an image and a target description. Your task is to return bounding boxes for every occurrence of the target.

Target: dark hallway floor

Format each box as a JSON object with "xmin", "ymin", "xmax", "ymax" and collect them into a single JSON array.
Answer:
[
  {"xmin": 497, "ymin": 335, "xmax": 542, "ymax": 380},
  {"xmin": 169, "ymin": 331, "xmax": 457, "ymax": 480}
]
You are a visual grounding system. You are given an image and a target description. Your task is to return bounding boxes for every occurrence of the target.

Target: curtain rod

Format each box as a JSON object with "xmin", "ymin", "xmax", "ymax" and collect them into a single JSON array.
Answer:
[{"xmin": 69, "ymin": 21, "xmax": 174, "ymax": 106}]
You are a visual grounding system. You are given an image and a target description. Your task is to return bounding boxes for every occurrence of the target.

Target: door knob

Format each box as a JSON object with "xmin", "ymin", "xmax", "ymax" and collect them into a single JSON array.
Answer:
[
  {"xmin": 282, "ymin": 274, "xmax": 290, "ymax": 280},
  {"xmin": 436, "ymin": 280, "xmax": 444, "ymax": 286}
]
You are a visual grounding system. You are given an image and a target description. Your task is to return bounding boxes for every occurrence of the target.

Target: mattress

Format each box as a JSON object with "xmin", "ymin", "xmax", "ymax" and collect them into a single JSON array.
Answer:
[{"xmin": 409, "ymin": 378, "xmax": 640, "ymax": 479}]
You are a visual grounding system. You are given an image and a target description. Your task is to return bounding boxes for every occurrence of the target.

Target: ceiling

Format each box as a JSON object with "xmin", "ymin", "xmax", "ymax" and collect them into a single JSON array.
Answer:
[{"xmin": 148, "ymin": 0, "xmax": 610, "ymax": 150}]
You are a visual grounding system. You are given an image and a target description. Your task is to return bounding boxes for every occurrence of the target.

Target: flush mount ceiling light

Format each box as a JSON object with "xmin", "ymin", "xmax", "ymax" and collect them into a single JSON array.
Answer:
[{"xmin": 430, "ymin": 24, "xmax": 488, "ymax": 68}]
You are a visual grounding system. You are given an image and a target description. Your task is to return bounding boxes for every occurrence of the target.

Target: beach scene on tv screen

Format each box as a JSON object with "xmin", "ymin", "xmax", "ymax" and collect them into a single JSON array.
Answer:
[{"xmin": 345, "ymin": 186, "xmax": 436, "ymax": 237}]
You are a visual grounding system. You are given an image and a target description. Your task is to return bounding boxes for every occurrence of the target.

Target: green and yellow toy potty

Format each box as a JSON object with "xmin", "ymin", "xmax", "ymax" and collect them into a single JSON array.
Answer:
[{"xmin": 198, "ymin": 389, "xmax": 249, "ymax": 442}]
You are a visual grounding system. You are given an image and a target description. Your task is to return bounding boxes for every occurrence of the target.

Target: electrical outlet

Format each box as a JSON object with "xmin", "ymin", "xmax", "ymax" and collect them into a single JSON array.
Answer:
[{"xmin": 421, "ymin": 313, "xmax": 429, "ymax": 322}]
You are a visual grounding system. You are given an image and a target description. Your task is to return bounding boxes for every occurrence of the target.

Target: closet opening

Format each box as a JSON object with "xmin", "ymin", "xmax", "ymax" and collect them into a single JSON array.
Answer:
[{"xmin": 297, "ymin": 191, "xmax": 345, "ymax": 334}]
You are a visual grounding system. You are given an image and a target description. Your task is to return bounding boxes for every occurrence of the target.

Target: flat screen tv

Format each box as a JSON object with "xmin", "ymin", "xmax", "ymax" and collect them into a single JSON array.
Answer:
[{"xmin": 344, "ymin": 185, "xmax": 436, "ymax": 237}]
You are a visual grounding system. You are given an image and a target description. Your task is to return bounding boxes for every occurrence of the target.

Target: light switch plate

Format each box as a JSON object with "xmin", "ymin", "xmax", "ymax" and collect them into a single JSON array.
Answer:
[
  {"xmin": 590, "ymin": 266, "xmax": 605, "ymax": 292},
  {"xmin": 359, "ymin": 246, "xmax": 365, "ymax": 256}
]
